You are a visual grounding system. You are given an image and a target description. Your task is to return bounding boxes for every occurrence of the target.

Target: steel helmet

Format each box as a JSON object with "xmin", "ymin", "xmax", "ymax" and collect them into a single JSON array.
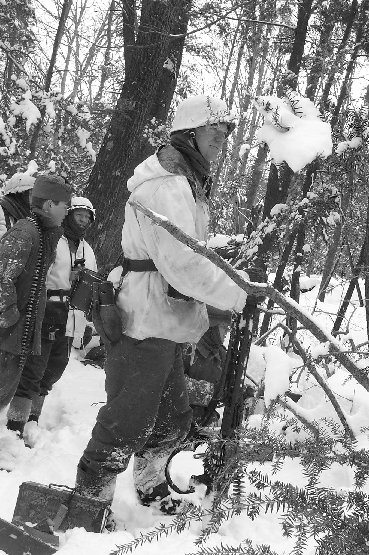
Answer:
[
  {"xmin": 68, "ymin": 196, "xmax": 95, "ymax": 221},
  {"xmin": 170, "ymin": 95, "xmax": 238, "ymax": 135}
]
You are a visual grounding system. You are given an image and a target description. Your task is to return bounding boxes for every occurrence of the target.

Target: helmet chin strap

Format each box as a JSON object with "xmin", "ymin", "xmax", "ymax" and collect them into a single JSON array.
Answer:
[{"xmin": 189, "ymin": 129, "xmax": 201, "ymax": 153}]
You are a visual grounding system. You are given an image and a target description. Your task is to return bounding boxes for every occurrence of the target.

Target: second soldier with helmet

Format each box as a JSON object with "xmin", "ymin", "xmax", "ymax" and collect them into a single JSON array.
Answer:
[{"xmin": 6, "ymin": 195, "xmax": 97, "ymax": 442}]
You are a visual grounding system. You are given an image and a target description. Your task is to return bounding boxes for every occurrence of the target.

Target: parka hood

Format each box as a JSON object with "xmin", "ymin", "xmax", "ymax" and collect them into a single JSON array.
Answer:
[
  {"xmin": 127, "ymin": 153, "xmax": 172, "ymax": 193},
  {"xmin": 127, "ymin": 146, "xmax": 198, "ymax": 194}
]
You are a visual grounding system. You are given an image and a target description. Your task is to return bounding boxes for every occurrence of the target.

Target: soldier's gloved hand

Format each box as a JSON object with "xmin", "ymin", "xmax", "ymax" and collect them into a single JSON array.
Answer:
[
  {"xmin": 244, "ymin": 265, "xmax": 268, "ymax": 305},
  {"xmin": 245, "ymin": 266, "xmax": 267, "ymax": 284}
]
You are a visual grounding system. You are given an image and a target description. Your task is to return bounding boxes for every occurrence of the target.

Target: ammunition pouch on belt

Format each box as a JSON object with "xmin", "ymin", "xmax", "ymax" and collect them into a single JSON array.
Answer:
[
  {"xmin": 91, "ymin": 281, "xmax": 123, "ymax": 345},
  {"xmin": 69, "ymin": 269, "xmax": 106, "ymax": 320},
  {"xmin": 69, "ymin": 257, "xmax": 192, "ymax": 344},
  {"xmin": 69, "ymin": 258, "xmax": 159, "ymax": 345},
  {"xmin": 68, "ymin": 269, "xmax": 120, "ymax": 345}
]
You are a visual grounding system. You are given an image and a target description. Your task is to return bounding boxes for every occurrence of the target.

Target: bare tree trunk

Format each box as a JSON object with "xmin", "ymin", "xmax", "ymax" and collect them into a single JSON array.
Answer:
[
  {"xmin": 320, "ymin": 0, "xmax": 358, "ymax": 112},
  {"xmin": 285, "ymin": 163, "xmax": 318, "ymax": 341},
  {"xmin": 60, "ymin": 0, "xmax": 88, "ymax": 96},
  {"xmin": 220, "ymin": 18, "xmax": 242, "ymax": 100},
  {"xmin": 330, "ymin": 0, "xmax": 369, "ymax": 129},
  {"xmin": 94, "ymin": 0, "xmax": 116, "ymax": 103},
  {"xmin": 305, "ymin": 1, "xmax": 335, "ymax": 100},
  {"xmin": 211, "ymin": 36, "xmax": 246, "ymax": 196},
  {"xmin": 67, "ymin": 7, "xmax": 110, "ymax": 102},
  {"xmin": 259, "ymin": 228, "xmax": 298, "ymax": 339},
  {"xmin": 85, "ymin": 0, "xmax": 191, "ymax": 264},
  {"xmin": 245, "ymin": 144, "xmax": 268, "ymax": 213},
  {"xmin": 332, "ymin": 195, "xmax": 369, "ymax": 336},
  {"xmin": 256, "ymin": 0, "xmax": 314, "ymax": 267},
  {"xmin": 318, "ymin": 174, "xmax": 352, "ymax": 301},
  {"xmin": 29, "ymin": 0, "xmax": 73, "ymax": 158}
]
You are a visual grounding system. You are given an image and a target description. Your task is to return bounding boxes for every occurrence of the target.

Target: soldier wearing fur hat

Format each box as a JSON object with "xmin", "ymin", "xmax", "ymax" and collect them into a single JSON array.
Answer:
[
  {"xmin": 74, "ymin": 96, "xmax": 251, "ymax": 514},
  {"xmin": 5, "ymin": 196, "xmax": 97, "ymax": 439},
  {"xmin": 0, "ymin": 174, "xmax": 72, "ymax": 438},
  {"xmin": 0, "ymin": 172, "xmax": 36, "ymax": 238}
]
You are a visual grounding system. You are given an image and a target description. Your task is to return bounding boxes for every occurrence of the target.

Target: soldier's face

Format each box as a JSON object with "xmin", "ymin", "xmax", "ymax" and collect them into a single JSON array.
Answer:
[
  {"xmin": 44, "ymin": 200, "xmax": 69, "ymax": 226},
  {"xmin": 72, "ymin": 208, "xmax": 91, "ymax": 229},
  {"xmin": 194, "ymin": 122, "xmax": 228, "ymax": 162}
]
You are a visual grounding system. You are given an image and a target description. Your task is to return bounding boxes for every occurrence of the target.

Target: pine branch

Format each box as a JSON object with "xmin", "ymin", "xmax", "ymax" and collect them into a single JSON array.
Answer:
[{"xmin": 110, "ymin": 504, "xmax": 203, "ymax": 554}]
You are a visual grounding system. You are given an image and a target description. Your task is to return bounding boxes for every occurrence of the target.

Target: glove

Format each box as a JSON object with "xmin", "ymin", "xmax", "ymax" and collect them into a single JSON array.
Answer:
[
  {"xmin": 245, "ymin": 265, "xmax": 267, "ymax": 284},
  {"xmin": 243, "ymin": 264, "xmax": 268, "ymax": 304}
]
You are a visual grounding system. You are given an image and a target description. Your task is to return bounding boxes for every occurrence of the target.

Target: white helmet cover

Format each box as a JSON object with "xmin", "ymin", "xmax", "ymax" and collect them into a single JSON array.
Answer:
[
  {"xmin": 170, "ymin": 95, "xmax": 238, "ymax": 135},
  {"xmin": 68, "ymin": 196, "xmax": 95, "ymax": 221}
]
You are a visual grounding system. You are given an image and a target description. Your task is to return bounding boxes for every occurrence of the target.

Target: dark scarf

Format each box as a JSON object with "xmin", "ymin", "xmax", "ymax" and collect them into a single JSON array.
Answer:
[
  {"xmin": 1, "ymin": 192, "xmax": 30, "ymax": 224},
  {"xmin": 170, "ymin": 132, "xmax": 213, "ymax": 198},
  {"xmin": 62, "ymin": 213, "xmax": 86, "ymax": 248}
]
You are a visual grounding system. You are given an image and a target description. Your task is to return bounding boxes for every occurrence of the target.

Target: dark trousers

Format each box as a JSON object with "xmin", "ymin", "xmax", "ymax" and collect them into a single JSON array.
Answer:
[
  {"xmin": 0, "ymin": 351, "xmax": 22, "ymax": 412},
  {"xmin": 15, "ymin": 301, "xmax": 71, "ymax": 400},
  {"xmin": 16, "ymin": 332, "xmax": 72, "ymax": 399},
  {"xmin": 82, "ymin": 335, "xmax": 192, "ymax": 475},
  {"xmin": 0, "ymin": 333, "xmax": 71, "ymax": 418},
  {"xmin": 0, "ymin": 302, "xmax": 71, "ymax": 421}
]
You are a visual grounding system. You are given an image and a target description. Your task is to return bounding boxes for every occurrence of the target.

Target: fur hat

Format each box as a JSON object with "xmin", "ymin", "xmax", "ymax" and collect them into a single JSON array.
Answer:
[
  {"xmin": 31, "ymin": 175, "xmax": 72, "ymax": 205},
  {"xmin": 4, "ymin": 173, "xmax": 36, "ymax": 195}
]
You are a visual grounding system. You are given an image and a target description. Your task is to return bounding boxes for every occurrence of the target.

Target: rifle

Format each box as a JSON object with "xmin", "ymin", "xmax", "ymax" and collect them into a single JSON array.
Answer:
[{"xmin": 165, "ymin": 294, "xmax": 259, "ymax": 495}]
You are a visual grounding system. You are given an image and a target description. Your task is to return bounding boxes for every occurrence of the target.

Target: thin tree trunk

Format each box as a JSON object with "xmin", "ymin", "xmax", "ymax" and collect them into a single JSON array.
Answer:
[
  {"xmin": 94, "ymin": 0, "xmax": 115, "ymax": 103},
  {"xmin": 318, "ymin": 175, "xmax": 352, "ymax": 302},
  {"xmin": 245, "ymin": 144, "xmax": 268, "ymax": 213},
  {"xmin": 67, "ymin": 7, "xmax": 110, "ymax": 102},
  {"xmin": 60, "ymin": 0, "xmax": 88, "ymax": 96},
  {"xmin": 220, "ymin": 18, "xmax": 242, "ymax": 100},
  {"xmin": 29, "ymin": 0, "xmax": 73, "ymax": 158},
  {"xmin": 286, "ymin": 164, "xmax": 317, "ymax": 336},
  {"xmin": 259, "ymin": 228, "xmax": 298, "ymax": 340},
  {"xmin": 330, "ymin": 0, "xmax": 369, "ymax": 129},
  {"xmin": 320, "ymin": 0, "xmax": 358, "ymax": 112},
  {"xmin": 212, "ymin": 36, "xmax": 246, "ymax": 196},
  {"xmin": 305, "ymin": 1, "xmax": 335, "ymax": 101},
  {"xmin": 256, "ymin": 0, "xmax": 314, "ymax": 270},
  {"xmin": 332, "ymin": 194, "xmax": 369, "ymax": 337}
]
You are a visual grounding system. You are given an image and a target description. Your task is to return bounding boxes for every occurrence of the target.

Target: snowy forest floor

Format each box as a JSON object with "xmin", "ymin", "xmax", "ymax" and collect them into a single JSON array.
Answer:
[{"xmin": 0, "ymin": 276, "xmax": 368, "ymax": 555}]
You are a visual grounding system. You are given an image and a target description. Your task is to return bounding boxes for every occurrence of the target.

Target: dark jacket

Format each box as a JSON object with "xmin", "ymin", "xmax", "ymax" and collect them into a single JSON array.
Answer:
[{"xmin": 0, "ymin": 218, "xmax": 61, "ymax": 355}]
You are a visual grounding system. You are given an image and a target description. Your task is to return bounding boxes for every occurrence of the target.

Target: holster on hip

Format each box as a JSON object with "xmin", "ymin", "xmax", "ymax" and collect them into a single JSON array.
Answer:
[{"xmin": 91, "ymin": 282, "xmax": 124, "ymax": 345}]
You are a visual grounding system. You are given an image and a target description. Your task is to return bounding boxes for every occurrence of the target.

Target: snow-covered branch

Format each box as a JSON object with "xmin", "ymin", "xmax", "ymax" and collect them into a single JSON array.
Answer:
[{"xmin": 130, "ymin": 199, "xmax": 369, "ymax": 393}]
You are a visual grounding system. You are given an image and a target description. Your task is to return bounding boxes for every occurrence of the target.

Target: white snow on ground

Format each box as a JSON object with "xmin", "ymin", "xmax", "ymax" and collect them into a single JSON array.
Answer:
[{"xmin": 0, "ymin": 277, "xmax": 369, "ymax": 554}]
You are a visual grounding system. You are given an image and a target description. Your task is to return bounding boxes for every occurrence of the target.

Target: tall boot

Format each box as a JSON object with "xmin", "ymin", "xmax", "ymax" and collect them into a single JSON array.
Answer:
[
  {"xmin": 28, "ymin": 395, "xmax": 46, "ymax": 423},
  {"xmin": 75, "ymin": 458, "xmax": 117, "ymax": 502},
  {"xmin": 7, "ymin": 396, "xmax": 32, "ymax": 438}
]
